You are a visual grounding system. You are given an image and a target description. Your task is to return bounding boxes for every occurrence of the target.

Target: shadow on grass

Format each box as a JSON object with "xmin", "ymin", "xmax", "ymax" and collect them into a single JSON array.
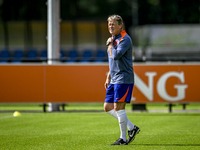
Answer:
[
  {"xmin": 133, "ymin": 144, "xmax": 200, "ymax": 146},
  {"xmin": 128, "ymin": 113, "xmax": 200, "ymax": 116}
]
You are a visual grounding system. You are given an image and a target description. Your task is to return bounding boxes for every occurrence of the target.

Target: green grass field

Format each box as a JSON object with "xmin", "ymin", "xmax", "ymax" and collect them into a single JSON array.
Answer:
[{"xmin": 0, "ymin": 110, "xmax": 200, "ymax": 150}]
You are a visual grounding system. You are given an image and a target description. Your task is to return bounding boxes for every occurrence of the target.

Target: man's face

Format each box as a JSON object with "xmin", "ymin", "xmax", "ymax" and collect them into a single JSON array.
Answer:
[{"xmin": 108, "ymin": 20, "xmax": 122, "ymax": 36}]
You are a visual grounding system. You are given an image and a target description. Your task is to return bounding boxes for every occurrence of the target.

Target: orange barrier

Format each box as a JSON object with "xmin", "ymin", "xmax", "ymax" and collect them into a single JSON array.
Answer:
[
  {"xmin": 133, "ymin": 64, "xmax": 200, "ymax": 103},
  {"xmin": 0, "ymin": 64, "xmax": 200, "ymax": 103}
]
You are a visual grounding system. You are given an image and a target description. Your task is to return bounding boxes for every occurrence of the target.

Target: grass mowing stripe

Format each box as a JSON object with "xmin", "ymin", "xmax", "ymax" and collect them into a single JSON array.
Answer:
[
  {"xmin": 0, "ymin": 115, "xmax": 14, "ymax": 119},
  {"xmin": 0, "ymin": 112, "xmax": 200, "ymax": 150}
]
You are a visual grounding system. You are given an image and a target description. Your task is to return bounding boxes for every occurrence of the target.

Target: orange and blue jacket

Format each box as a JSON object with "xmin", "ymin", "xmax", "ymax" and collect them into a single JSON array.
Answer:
[{"xmin": 107, "ymin": 30, "xmax": 134, "ymax": 84}]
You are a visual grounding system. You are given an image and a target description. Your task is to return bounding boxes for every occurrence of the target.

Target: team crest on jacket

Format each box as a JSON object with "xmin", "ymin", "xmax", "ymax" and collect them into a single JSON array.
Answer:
[{"xmin": 114, "ymin": 39, "xmax": 119, "ymax": 45}]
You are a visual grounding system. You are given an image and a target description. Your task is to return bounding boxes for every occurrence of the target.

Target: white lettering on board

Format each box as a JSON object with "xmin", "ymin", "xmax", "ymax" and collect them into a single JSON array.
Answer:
[
  {"xmin": 157, "ymin": 71, "xmax": 188, "ymax": 102},
  {"xmin": 134, "ymin": 72, "xmax": 157, "ymax": 101},
  {"xmin": 133, "ymin": 71, "xmax": 188, "ymax": 102}
]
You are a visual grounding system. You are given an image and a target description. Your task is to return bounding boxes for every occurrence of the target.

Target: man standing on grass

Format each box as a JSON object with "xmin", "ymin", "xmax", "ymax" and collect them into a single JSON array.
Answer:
[{"xmin": 104, "ymin": 14, "xmax": 140, "ymax": 145}]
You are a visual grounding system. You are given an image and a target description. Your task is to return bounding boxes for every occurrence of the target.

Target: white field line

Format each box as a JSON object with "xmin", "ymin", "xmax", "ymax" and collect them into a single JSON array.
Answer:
[{"xmin": 0, "ymin": 115, "xmax": 14, "ymax": 119}]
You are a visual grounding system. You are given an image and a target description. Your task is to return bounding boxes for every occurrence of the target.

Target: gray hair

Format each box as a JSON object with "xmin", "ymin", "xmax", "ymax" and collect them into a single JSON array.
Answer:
[{"xmin": 107, "ymin": 14, "xmax": 123, "ymax": 25}]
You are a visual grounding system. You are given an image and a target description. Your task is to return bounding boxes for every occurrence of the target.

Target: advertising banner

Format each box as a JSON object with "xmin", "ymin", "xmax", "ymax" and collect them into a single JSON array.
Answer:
[
  {"xmin": 0, "ymin": 64, "xmax": 199, "ymax": 103},
  {"xmin": 132, "ymin": 64, "xmax": 200, "ymax": 103}
]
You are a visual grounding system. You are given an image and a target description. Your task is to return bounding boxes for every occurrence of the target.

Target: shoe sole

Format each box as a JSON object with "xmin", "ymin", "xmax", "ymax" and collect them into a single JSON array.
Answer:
[{"xmin": 128, "ymin": 128, "xmax": 140, "ymax": 144}]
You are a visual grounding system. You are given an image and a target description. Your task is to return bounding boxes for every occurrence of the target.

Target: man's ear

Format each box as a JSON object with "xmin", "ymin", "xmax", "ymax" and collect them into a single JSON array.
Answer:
[{"xmin": 120, "ymin": 24, "xmax": 123, "ymax": 30}]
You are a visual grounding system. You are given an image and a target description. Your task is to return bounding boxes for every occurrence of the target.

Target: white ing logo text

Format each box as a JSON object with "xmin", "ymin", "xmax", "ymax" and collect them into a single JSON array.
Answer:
[{"xmin": 132, "ymin": 71, "xmax": 188, "ymax": 102}]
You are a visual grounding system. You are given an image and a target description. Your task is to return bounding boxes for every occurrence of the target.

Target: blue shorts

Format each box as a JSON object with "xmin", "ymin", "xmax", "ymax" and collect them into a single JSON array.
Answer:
[{"xmin": 105, "ymin": 84, "xmax": 134, "ymax": 103}]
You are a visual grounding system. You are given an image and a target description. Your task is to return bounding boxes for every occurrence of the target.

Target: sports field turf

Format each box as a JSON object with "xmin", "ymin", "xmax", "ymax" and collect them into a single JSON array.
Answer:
[{"xmin": 0, "ymin": 110, "xmax": 200, "ymax": 150}]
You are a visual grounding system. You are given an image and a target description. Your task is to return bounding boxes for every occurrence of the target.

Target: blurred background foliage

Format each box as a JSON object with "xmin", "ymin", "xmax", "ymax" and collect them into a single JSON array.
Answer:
[
  {"xmin": 0, "ymin": 0, "xmax": 199, "ymax": 60},
  {"xmin": 0, "ymin": 0, "xmax": 199, "ymax": 26}
]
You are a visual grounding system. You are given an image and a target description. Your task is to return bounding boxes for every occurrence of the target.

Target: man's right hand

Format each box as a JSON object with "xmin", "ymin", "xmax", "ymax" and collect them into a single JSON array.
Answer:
[
  {"xmin": 105, "ymin": 72, "xmax": 111, "ymax": 90},
  {"xmin": 104, "ymin": 80, "xmax": 110, "ymax": 90}
]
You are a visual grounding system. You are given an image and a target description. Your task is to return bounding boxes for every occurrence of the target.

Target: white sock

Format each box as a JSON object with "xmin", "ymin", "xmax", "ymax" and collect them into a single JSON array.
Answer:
[
  {"xmin": 116, "ymin": 109, "xmax": 128, "ymax": 142},
  {"xmin": 107, "ymin": 109, "xmax": 135, "ymax": 131},
  {"xmin": 127, "ymin": 119, "xmax": 135, "ymax": 131},
  {"xmin": 107, "ymin": 109, "xmax": 118, "ymax": 119}
]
